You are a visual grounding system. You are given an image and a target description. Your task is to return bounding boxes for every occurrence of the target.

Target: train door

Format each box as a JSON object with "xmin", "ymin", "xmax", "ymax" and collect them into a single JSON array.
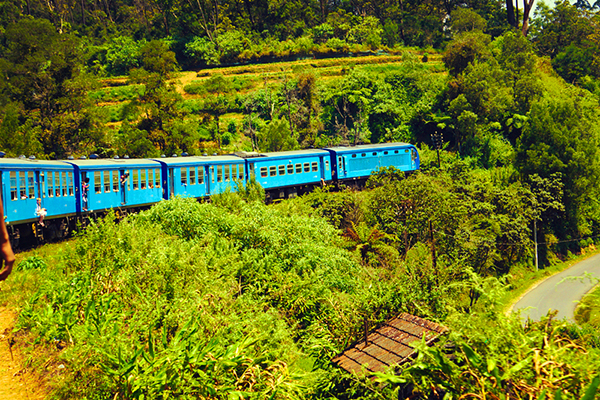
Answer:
[
  {"xmin": 81, "ymin": 172, "xmax": 89, "ymax": 210},
  {"xmin": 36, "ymin": 171, "xmax": 42, "ymax": 200},
  {"xmin": 119, "ymin": 169, "xmax": 126, "ymax": 205},
  {"xmin": 0, "ymin": 172, "xmax": 4, "ymax": 206},
  {"xmin": 337, "ymin": 155, "xmax": 347, "ymax": 179},
  {"xmin": 168, "ymin": 168, "xmax": 175, "ymax": 198}
]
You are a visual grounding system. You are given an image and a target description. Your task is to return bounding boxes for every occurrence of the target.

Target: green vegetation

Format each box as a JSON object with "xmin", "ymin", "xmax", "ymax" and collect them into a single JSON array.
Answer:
[
  {"xmin": 3, "ymin": 0, "xmax": 600, "ymax": 398},
  {"xmin": 576, "ymin": 283, "xmax": 600, "ymax": 326}
]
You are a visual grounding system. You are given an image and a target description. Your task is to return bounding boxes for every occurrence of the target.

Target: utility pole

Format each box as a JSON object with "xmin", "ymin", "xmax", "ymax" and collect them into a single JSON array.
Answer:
[
  {"xmin": 430, "ymin": 131, "xmax": 443, "ymax": 168},
  {"xmin": 534, "ymin": 218, "xmax": 538, "ymax": 271}
]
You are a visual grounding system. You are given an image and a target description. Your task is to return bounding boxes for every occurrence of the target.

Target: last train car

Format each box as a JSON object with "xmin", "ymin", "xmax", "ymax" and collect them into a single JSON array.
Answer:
[{"xmin": 325, "ymin": 142, "xmax": 419, "ymax": 183}]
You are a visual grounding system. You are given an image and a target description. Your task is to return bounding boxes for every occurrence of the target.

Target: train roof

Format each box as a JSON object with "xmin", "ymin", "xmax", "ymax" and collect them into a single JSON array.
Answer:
[
  {"xmin": 64, "ymin": 158, "xmax": 161, "ymax": 169},
  {"xmin": 151, "ymin": 155, "xmax": 243, "ymax": 166},
  {"xmin": 323, "ymin": 142, "xmax": 416, "ymax": 152},
  {"xmin": 0, "ymin": 158, "xmax": 72, "ymax": 169},
  {"xmin": 251, "ymin": 149, "xmax": 330, "ymax": 160}
]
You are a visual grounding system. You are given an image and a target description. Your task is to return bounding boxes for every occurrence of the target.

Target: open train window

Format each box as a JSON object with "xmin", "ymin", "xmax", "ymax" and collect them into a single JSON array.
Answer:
[
  {"xmin": 47, "ymin": 172, "xmax": 54, "ymax": 197},
  {"xmin": 352, "ymin": 154, "xmax": 357, "ymax": 158},
  {"xmin": 141, "ymin": 169, "xmax": 147, "ymax": 189},
  {"xmin": 19, "ymin": 171, "xmax": 26, "ymax": 199},
  {"xmin": 361, "ymin": 153, "xmax": 366, "ymax": 157},
  {"xmin": 104, "ymin": 171, "xmax": 111, "ymax": 193},
  {"xmin": 133, "ymin": 170, "xmax": 139, "ymax": 190},
  {"xmin": 224, "ymin": 165, "xmax": 230, "ymax": 182},
  {"xmin": 325, "ymin": 161, "xmax": 330, "ymax": 170},
  {"xmin": 384, "ymin": 151, "xmax": 389, "ymax": 155},
  {"xmin": 394, "ymin": 150, "xmax": 399, "ymax": 154},
  {"xmin": 303, "ymin": 163, "xmax": 310, "ymax": 172},
  {"xmin": 287, "ymin": 164, "xmax": 294, "ymax": 174},
  {"xmin": 198, "ymin": 168, "xmax": 204, "ymax": 184},
  {"xmin": 113, "ymin": 171, "xmax": 119, "ymax": 192},
  {"xmin": 269, "ymin": 166, "xmax": 277, "ymax": 177},
  {"xmin": 155, "ymin": 169, "xmax": 161, "ymax": 187},
  {"xmin": 68, "ymin": 172, "xmax": 74, "ymax": 196},
  {"xmin": 372, "ymin": 152, "xmax": 377, "ymax": 156},
  {"xmin": 181, "ymin": 168, "xmax": 187, "ymax": 185},
  {"xmin": 10, "ymin": 171, "xmax": 17, "ymax": 200},
  {"xmin": 28, "ymin": 172, "xmax": 35, "ymax": 198},
  {"xmin": 239, "ymin": 164, "xmax": 245, "ymax": 180},
  {"xmin": 296, "ymin": 163, "xmax": 302, "ymax": 173},
  {"xmin": 217, "ymin": 165, "xmax": 222, "ymax": 182},
  {"xmin": 190, "ymin": 168, "xmax": 196, "ymax": 185},
  {"xmin": 278, "ymin": 165, "xmax": 285, "ymax": 175},
  {"xmin": 95, "ymin": 171, "xmax": 102, "ymax": 194},
  {"xmin": 311, "ymin": 162, "xmax": 318, "ymax": 172}
]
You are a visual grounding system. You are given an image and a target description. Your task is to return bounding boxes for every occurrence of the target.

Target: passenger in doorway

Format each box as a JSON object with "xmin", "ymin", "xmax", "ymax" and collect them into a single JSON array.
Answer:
[
  {"xmin": 35, "ymin": 198, "xmax": 47, "ymax": 226},
  {"xmin": 0, "ymin": 196, "xmax": 16, "ymax": 281},
  {"xmin": 82, "ymin": 178, "xmax": 90, "ymax": 211},
  {"xmin": 120, "ymin": 171, "xmax": 129, "ymax": 186}
]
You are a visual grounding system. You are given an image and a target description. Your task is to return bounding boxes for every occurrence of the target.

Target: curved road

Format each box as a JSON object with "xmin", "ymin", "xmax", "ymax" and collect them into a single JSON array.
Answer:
[{"xmin": 512, "ymin": 253, "xmax": 600, "ymax": 322}]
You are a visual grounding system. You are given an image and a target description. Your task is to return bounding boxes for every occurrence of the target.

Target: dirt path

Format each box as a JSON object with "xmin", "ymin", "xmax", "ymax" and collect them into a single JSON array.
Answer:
[{"xmin": 0, "ymin": 307, "xmax": 47, "ymax": 400}]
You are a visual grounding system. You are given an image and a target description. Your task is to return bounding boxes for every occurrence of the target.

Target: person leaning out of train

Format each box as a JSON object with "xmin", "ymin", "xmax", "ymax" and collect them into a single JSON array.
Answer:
[
  {"xmin": 120, "ymin": 171, "xmax": 129, "ymax": 187},
  {"xmin": 0, "ymin": 197, "xmax": 15, "ymax": 281},
  {"xmin": 35, "ymin": 198, "xmax": 47, "ymax": 226}
]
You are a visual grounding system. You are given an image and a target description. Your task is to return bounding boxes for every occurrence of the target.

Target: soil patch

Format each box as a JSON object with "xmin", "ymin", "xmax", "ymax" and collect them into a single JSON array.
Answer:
[{"xmin": 0, "ymin": 307, "xmax": 47, "ymax": 400}]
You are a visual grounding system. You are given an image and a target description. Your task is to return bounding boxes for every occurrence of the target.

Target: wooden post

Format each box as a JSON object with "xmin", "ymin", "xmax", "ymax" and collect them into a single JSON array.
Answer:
[
  {"xmin": 364, "ymin": 316, "xmax": 369, "ymax": 346},
  {"xmin": 429, "ymin": 220, "xmax": 437, "ymax": 270}
]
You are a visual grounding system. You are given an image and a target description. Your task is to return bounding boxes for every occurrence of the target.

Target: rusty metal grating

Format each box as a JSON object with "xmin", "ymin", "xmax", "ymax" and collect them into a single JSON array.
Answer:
[{"xmin": 332, "ymin": 313, "xmax": 448, "ymax": 375}]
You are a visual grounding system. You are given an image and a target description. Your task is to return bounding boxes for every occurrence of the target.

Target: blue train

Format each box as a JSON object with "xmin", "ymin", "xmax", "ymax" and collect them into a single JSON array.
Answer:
[{"xmin": 0, "ymin": 142, "xmax": 419, "ymax": 246}]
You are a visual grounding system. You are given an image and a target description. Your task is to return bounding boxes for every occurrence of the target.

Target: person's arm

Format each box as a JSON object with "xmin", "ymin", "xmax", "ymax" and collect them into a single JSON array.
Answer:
[{"xmin": 0, "ymin": 197, "xmax": 15, "ymax": 281}]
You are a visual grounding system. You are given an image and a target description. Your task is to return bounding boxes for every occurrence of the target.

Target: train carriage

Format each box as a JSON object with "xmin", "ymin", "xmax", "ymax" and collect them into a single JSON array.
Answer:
[
  {"xmin": 0, "ymin": 158, "xmax": 77, "ymax": 225},
  {"xmin": 325, "ymin": 142, "xmax": 419, "ymax": 183},
  {"xmin": 66, "ymin": 159, "xmax": 163, "ymax": 212},
  {"xmin": 240, "ymin": 149, "xmax": 333, "ymax": 198},
  {"xmin": 153, "ymin": 155, "xmax": 245, "ymax": 199}
]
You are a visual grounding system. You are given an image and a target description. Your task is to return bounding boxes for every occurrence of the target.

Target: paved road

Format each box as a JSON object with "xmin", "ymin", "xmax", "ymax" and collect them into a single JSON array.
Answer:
[{"xmin": 513, "ymin": 253, "xmax": 600, "ymax": 322}]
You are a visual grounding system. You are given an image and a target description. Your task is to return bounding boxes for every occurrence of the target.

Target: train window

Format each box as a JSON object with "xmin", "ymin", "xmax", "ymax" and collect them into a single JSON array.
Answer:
[
  {"xmin": 372, "ymin": 152, "xmax": 377, "ymax": 156},
  {"xmin": 19, "ymin": 172, "xmax": 26, "ymax": 199},
  {"xmin": 303, "ymin": 163, "xmax": 310, "ymax": 172},
  {"xmin": 210, "ymin": 166, "xmax": 215, "ymax": 183},
  {"xmin": 287, "ymin": 164, "xmax": 294, "ymax": 174},
  {"xmin": 141, "ymin": 169, "xmax": 147, "ymax": 189},
  {"xmin": 311, "ymin": 162, "xmax": 318, "ymax": 172},
  {"xmin": 217, "ymin": 165, "xmax": 223, "ymax": 182},
  {"xmin": 268, "ymin": 166, "xmax": 276, "ymax": 177},
  {"xmin": 47, "ymin": 172, "xmax": 54, "ymax": 197},
  {"xmin": 68, "ymin": 172, "xmax": 74, "ymax": 196},
  {"xmin": 104, "ymin": 171, "xmax": 111, "ymax": 193},
  {"xmin": 260, "ymin": 167, "xmax": 267, "ymax": 177},
  {"xmin": 352, "ymin": 154, "xmax": 357, "ymax": 158},
  {"xmin": 133, "ymin": 170, "xmax": 139, "ymax": 190},
  {"xmin": 384, "ymin": 151, "xmax": 389, "ymax": 155},
  {"xmin": 113, "ymin": 171, "xmax": 119, "ymax": 192},
  {"xmin": 198, "ymin": 168, "xmax": 204, "ymax": 184},
  {"xmin": 95, "ymin": 171, "xmax": 102, "ymax": 194},
  {"xmin": 55, "ymin": 172, "xmax": 61, "ymax": 197},
  {"xmin": 60, "ymin": 172, "xmax": 67, "ymax": 196},
  {"xmin": 278, "ymin": 165, "xmax": 285, "ymax": 175},
  {"xmin": 296, "ymin": 163, "xmax": 302, "ymax": 173},
  {"xmin": 394, "ymin": 150, "xmax": 399, "ymax": 154},
  {"xmin": 239, "ymin": 164, "xmax": 245, "ymax": 180},
  {"xmin": 338, "ymin": 156, "xmax": 342, "ymax": 167},
  {"xmin": 155, "ymin": 169, "xmax": 161, "ymax": 187},
  {"xmin": 181, "ymin": 168, "xmax": 187, "ymax": 185},
  {"xmin": 361, "ymin": 153, "xmax": 366, "ymax": 157},
  {"xmin": 224, "ymin": 165, "xmax": 230, "ymax": 182},
  {"xmin": 28, "ymin": 172, "xmax": 35, "ymax": 198},
  {"xmin": 10, "ymin": 171, "xmax": 17, "ymax": 201},
  {"xmin": 325, "ymin": 161, "xmax": 330, "ymax": 171},
  {"xmin": 190, "ymin": 168, "xmax": 196, "ymax": 185}
]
